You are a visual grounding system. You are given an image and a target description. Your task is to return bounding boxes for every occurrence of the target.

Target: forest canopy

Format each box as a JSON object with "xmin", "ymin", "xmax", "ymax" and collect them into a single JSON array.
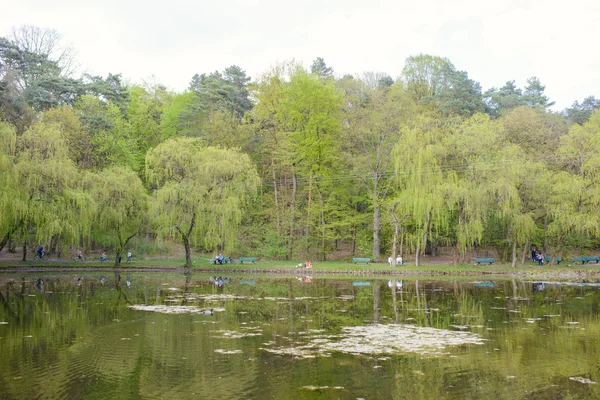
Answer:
[{"xmin": 1, "ymin": 26, "xmax": 600, "ymax": 267}]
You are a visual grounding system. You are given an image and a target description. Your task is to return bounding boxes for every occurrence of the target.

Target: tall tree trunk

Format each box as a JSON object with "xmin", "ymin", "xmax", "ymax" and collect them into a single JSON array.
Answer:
[
  {"xmin": 390, "ymin": 202, "xmax": 400, "ymax": 267},
  {"xmin": 0, "ymin": 232, "xmax": 11, "ymax": 254},
  {"xmin": 183, "ymin": 235, "xmax": 192, "ymax": 267},
  {"xmin": 415, "ymin": 241, "xmax": 420, "ymax": 267},
  {"xmin": 305, "ymin": 171, "xmax": 313, "ymax": 256},
  {"xmin": 115, "ymin": 249, "xmax": 122, "ymax": 267},
  {"xmin": 453, "ymin": 241, "xmax": 459, "ymax": 266},
  {"xmin": 177, "ymin": 214, "xmax": 195, "ymax": 268},
  {"xmin": 22, "ymin": 239, "xmax": 27, "ymax": 261},
  {"xmin": 288, "ymin": 168, "xmax": 297, "ymax": 260},
  {"xmin": 272, "ymin": 157, "xmax": 280, "ymax": 235},
  {"xmin": 319, "ymin": 193, "xmax": 326, "ymax": 261},
  {"xmin": 511, "ymin": 239, "xmax": 517, "ymax": 268},
  {"xmin": 521, "ymin": 239, "xmax": 529, "ymax": 264},
  {"xmin": 373, "ymin": 205, "xmax": 381, "ymax": 260}
]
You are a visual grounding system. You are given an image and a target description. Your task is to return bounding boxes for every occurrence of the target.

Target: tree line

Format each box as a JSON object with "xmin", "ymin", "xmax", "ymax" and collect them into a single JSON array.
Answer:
[{"xmin": 1, "ymin": 26, "xmax": 600, "ymax": 267}]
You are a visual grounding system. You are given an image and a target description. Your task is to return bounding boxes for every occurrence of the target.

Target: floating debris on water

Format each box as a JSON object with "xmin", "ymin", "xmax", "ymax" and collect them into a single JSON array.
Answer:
[
  {"xmin": 300, "ymin": 386, "xmax": 344, "ymax": 391},
  {"xmin": 214, "ymin": 349, "xmax": 243, "ymax": 354},
  {"xmin": 129, "ymin": 305, "xmax": 219, "ymax": 315},
  {"xmin": 570, "ymin": 377, "xmax": 596, "ymax": 385},
  {"xmin": 212, "ymin": 329, "xmax": 262, "ymax": 339},
  {"xmin": 262, "ymin": 324, "xmax": 485, "ymax": 359}
]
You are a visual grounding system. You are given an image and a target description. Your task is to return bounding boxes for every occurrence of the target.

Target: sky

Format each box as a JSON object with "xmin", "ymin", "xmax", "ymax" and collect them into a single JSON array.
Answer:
[{"xmin": 2, "ymin": 0, "xmax": 599, "ymax": 110}]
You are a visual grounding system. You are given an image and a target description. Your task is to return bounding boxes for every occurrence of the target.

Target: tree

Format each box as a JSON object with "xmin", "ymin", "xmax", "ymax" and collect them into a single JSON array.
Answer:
[
  {"xmin": 9, "ymin": 121, "xmax": 90, "ymax": 259},
  {"xmin": 187, "ymin": 65, "xmax": 252, "ymax": 119},
  {"xmin": 401, "ymin": 54, "xmax": 454, "ymax": 103},
  {"xmin": 484, "ymin": 80, "xmax": 525, "ymax": 117},
  {"xmin": 523, "ymin": 77, "xmax": 554, "ymax": 111},
  {"xmin": 341, "ymin": 79, "xmax": 416, "ymax": 259},
  {"xmin": 564, "ymin": 96, "xmax": 600, "ymax": 125},
  {"xmin": 0, "ymin": 121, "xmax": 17, "ymax": 252},
  {"xmin": 436, "ymin": 68, "xmax": 486, "ymax": 117},
  {"xmin": 146, "ymin": 138, "xmax": 259, "ymax": 267},
  {"xmin": 86, "ymin": 167, "xmax": 148, "ymax": 266},
  {"xmin": 310, "ymin": 57, "xmax": 334, "ymax": 80},
  {"xmin": 279, "ymin": 68, "xmax": 344, "ymax": 257}
]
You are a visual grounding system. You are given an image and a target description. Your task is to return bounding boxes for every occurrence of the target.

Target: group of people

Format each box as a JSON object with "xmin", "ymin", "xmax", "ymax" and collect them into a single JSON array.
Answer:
[
  {"xmin": 531, "ymin": 249, "xmax": 545, "ymax": 265},
  {"xmin": 36, "ymin": 247, "xmax": 134, "ymax": 263},
  {"xmin": 387, "ymin": 255, "xmax": 403, "ymax": 266}
]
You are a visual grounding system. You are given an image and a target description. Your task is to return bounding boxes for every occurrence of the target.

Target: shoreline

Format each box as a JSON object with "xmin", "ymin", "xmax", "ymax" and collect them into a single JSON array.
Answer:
[{"xmin": 1, "ymin": 265, "xmax": 600, "ymax": 279}]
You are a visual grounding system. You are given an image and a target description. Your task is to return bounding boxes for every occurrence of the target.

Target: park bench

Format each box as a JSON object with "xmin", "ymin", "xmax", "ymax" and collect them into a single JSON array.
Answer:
[
  {"xmin": 475, "ymin": 257, "xmax": 494, "ymax": 265},
  {"xmin": 352, "ymin": 257, "xmax": 371, "ymax": 264},
  {"xmin": 544, "ymin": 257, "xmax": 562, "ymax": 264},
  {"xmin": 211, "ymin": 257, "xmax": 230, "ymax": 264},
  {"xmin": 572, "ymin": 256, "xmax": 600, "ymax": 264},
  {"xmin": 239, "ymin": 257, "xmax": 257, "ymax": 264}
]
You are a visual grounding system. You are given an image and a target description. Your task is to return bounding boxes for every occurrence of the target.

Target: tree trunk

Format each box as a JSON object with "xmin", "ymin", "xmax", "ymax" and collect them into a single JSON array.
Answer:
[
  {"xmin": 183, "ymin": 235, "xmax": 192, "ymax": 267},
  {"xmin": 0, "ymin": 232, "xmax": 11, "ymax": 254},
  {"xmin": 415, "ymin": 241, "xmax": 420, "ymax": 267},
  {"xmin": 511, "ymin": 239, "xmax": 517, "ymax": 268},
  {"xmin": 521, "ymin": 239, "xmax": 529, "ymax": 264},
  {"xmin": 319, "ymin": 193, "xmax": 326, "ymax": 261},
  {"xmin": 390, "ymin": 203, "xmax": 400, "ymax": 267},
  {"xmin": 305, "ymin": 171, "xmax": 313, "ymax": 256},
  {"xmin": 272, "ymin": 157, "xmax": 280, "ymax": 235},
  {"xmin": 400, "ymin": 231, "xmax": 404, "ymax": 261},
  {"xmin": 22, "ymin": 239, "xmax": 27, "ymax": 261},
  {"xmin": 373, "ymin": 205, "xmax": 381, "ymax": 260},
  {"xmin": 288, "ymin": 168, "xmax": 297, "ymax": 260},
  {"xmin": 115, "ymin": 249, "xmax": 122, "ymax": 267},
  {"xmin": 453, "ymin": 241, "xmax": 459, "ymax": 266}
]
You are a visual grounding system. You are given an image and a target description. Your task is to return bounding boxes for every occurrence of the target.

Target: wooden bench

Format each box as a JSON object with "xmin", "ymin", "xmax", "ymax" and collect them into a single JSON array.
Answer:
[
  {"xmin": 239, "ymin": 257, "xmax": 256, "ymax": 264},
  {"xmin": 544, "ymin": 257, "xmax": 562, "ymax": 264},
  {"xmin": 475, "ymin": 257, "xmax": 494, "ymax": 265},
  {"xmin": 572, "ymin": 256, "xmax": 600, "ymax": 264},
  {"xmin": 352, "ymin": 258, "xmax": 371, "ymax": 264},
  {"xmin": 211, "ymin": 257, "xmax": 230, "ymax": 264}
]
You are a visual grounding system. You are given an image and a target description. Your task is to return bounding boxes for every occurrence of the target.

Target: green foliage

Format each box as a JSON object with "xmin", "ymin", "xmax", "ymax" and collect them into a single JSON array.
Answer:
[
  {"xmin": 85, "ymin": 166, "xmax": 148, "ymax": 265},
  {"xmin": 146, "ymin": 137, "xmax": 259, "ymax": 265}
]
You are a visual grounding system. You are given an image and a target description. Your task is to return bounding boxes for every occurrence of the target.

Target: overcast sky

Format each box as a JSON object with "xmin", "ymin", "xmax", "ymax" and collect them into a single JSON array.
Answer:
[{"xmin": 2, "ymin": 0, "xmax": 599, "ymax": 109}]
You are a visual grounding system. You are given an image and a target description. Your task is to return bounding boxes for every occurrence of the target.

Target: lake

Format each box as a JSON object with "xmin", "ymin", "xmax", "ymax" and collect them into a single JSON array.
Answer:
[{"xmin": 0, "ymin": 271, "xmax": 599, "ymax": 399}]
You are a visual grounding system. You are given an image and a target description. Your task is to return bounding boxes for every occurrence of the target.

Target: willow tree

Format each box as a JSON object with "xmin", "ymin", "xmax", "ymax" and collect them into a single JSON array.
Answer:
[
  {"xmin": 0, "ymin": 122, "xmax": 17, "ymax": 252},
  {"xmin": 146, "ymin": 137, "xmax": 259, "ymax": 267},
  {"xmin": 441, "ymin": 114, "xmax": 504, "ymax": 264},
  {"xmin": 11, "ymin": 121, "xmax": 89, "ymax": 259},
  {"xmin": 392, "ymin": 115, "xmax": 447, "ymax": 266},
  {"xmin": 86, "ymin": 166, "xmax": 148, "ymax": 266},
  {"xmin": 547, "ymin": 110, "xmax": 600, "ymax": 252}
]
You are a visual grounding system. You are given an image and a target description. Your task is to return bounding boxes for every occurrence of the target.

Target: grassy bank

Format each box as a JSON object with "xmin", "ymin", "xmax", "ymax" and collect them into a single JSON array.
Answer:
[{"xmin": 2, "ymin": 257, "xmax": 600, "ymax": 279}]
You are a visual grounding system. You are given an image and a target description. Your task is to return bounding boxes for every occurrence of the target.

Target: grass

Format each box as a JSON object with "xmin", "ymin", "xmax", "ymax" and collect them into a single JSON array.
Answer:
[{"xmin": 2, "ymin": 256, "xmax": 600, "ymax": 278}]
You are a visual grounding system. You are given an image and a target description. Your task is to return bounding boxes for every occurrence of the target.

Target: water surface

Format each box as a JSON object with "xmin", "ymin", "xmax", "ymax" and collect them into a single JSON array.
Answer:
[{"xmin": 1, "ymin": 272, "xmax": 599, "ymax": 399}]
